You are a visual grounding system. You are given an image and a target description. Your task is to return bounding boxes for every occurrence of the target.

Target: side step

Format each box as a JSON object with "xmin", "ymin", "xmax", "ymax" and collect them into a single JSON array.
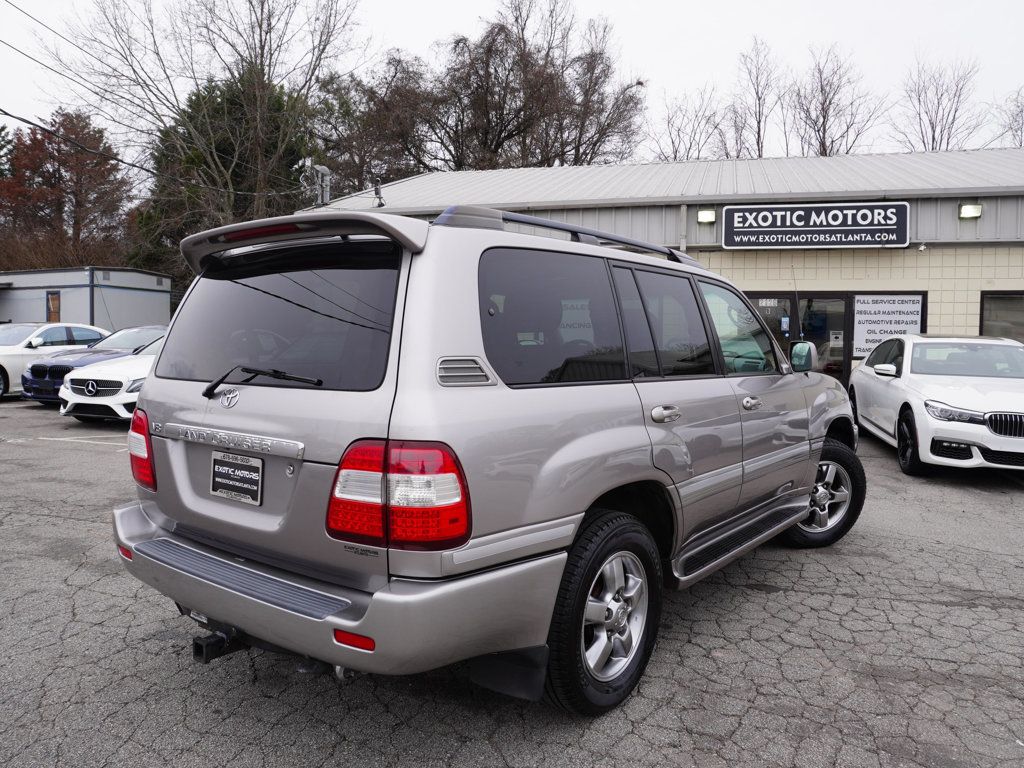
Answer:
[{"xmin": 672, "ymin": 501, "xmax": 809, "ymax": 588}]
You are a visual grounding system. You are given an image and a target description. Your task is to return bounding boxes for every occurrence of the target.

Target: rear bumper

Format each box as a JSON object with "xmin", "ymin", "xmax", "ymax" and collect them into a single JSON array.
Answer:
[{"xmin": 113, "ymin": 502, "xmax": 566, "ymax": 675}]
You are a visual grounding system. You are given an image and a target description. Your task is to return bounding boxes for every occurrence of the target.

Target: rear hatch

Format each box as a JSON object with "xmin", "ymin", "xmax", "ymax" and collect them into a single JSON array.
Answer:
[{"xmin": 142, "ymin": 239, "xmax": 406, "ymax": 591}]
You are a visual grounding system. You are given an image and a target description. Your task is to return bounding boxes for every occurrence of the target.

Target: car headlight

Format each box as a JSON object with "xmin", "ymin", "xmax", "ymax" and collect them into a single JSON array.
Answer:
[
  {"xmin": 924, "ymin": 400, "xmax": 985, "ymax": 424},
  {"xmin": 126, "ymin": 378, "xmax": 146, "ymax": 394}
]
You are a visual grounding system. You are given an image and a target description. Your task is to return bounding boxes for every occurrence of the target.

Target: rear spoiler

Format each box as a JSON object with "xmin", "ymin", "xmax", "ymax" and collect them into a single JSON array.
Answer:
[{"xmin": 179, "ymin": 212, "xmax": 430, "ymax": 274}]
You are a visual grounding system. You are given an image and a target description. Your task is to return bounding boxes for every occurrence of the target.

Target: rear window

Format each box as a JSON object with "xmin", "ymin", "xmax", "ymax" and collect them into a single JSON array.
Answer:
[
  {"xmin": 156, "ymin": 244, "xmax": 400, "ymax": 391},
  {"xmin": 479, "ymin": 248, "xmax": 626, "ymax": 385}
]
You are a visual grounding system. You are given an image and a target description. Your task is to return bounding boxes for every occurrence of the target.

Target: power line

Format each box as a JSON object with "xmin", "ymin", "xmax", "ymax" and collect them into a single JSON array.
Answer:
[
  {"xmin": 0, "ymin": 21, "xmax": 311, "ymax": 195},
  {"xmin": 0, "ymin": 106, "xmax": 303, "ymax": 199}
]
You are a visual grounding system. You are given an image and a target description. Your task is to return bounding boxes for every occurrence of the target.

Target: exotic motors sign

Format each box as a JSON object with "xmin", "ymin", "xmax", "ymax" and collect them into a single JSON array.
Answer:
[{"xmin": 722, "ymin": 202, "xmax": 910, "ymax": 250}]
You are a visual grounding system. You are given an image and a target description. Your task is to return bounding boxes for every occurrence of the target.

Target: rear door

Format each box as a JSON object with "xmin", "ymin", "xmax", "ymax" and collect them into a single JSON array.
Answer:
[
  {"xmin": 143, "ymin": 240, "xmax": 406, "ymax": 591},
  {"xmin": 613, "ymin": 266, "xmax": 743, "ymax": 541},
  {"xmin": 696, "ymin": 281, "xmax": 810, "ymax": 512},
  {"xmin": 856, "ymin": 339, "xmax": 896, "ymax": 432}
]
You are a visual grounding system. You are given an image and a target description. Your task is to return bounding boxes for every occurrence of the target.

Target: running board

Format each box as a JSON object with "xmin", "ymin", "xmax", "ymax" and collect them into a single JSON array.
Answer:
[{"xmin": 671, "ymin": 501, "xmax": 809, "ymax": 588}]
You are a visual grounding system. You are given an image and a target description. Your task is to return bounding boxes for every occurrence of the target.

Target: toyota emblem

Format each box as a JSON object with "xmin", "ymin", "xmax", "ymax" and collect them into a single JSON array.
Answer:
[
  {"xmin": 220, "ymin": 388, "xmax": 240, "ymax": 408},
  {"xmin": 84, "ymin": 380, "xmax": 98, "ymax": 396}
]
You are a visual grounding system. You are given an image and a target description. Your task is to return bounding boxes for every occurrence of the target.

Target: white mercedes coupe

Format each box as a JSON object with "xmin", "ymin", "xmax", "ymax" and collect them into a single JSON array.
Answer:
[{"xmin": 849, "ymin": 335, "xmax": 1024, "ymax": 474}]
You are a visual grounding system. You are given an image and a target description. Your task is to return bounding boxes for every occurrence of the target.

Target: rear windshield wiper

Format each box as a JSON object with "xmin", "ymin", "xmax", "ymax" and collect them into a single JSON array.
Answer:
[{"xmin": 202, "ymin": 365, "xmax": 323, "ymax": 399}]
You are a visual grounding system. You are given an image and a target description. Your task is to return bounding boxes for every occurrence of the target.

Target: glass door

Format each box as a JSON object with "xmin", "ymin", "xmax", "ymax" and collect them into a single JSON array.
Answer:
[
  {"xmin": 749, "ymin": 293, "xmax": 852, "ymax": 386},
  {"xmin": 798, "ymin": 297, "xmax": 848, "ymax": 383}
]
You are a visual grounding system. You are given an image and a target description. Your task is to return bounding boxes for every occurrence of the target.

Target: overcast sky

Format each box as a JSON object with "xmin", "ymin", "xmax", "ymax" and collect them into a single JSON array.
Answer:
[{"xmin": 1, "ymin": 0, "xmax": 1022, "ymax": 155}]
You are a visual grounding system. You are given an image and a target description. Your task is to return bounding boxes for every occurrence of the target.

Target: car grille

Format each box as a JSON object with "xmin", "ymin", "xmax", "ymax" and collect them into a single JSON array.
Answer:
[
  {"xmin": 986, "ymin": 412, "xmax": 1024, "ymax": 438},
  {"xmin": 66, "ymin": 403, "xmax": 120, "ymax": 418},
  {"xmin": 978, "ymin": 447, "xmax": 1024, "ymax": 467},
  {"xmin": 930, "ymin": 439, "xmax": 972, "ymax": 460},
  {"xmin": 29, "ymin": 364, "xmax": 74, "ymax": 380},
  {"xmin": 68, "ymin": 378, "xmax": 123, "ymax": 397}
]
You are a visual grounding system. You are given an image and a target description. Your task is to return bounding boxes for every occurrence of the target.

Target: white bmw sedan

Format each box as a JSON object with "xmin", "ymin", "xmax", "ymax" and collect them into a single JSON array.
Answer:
[{"xmin": 849, "ymin": 335, "xmax": 1024, "ymax": 474}]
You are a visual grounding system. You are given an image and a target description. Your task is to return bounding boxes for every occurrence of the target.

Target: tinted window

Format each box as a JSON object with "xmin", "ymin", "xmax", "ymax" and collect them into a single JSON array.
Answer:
[
  {"xmin": 71, "ymin": 327, "xmax": 105, "ymax": 345},
  {"xmin": 635, "ymin": 271, "xmax": 715, "ymax": 376},
  {"xmin": 981, "ymin": 294, "xmax": 1024, "ymax": 343},
  {"xmin": 156, "ymin": 245, "xmax": 400, "ymax": 391},
  {"xmin": 479, "ymin": 248, "xmax": 626, "ymax": 385},
  {"xmin": 887, "ymin": 339, "xmax": 905, "ymax": 374},
  {"xmin": 698, "ymin": 282, "xmax": 778, "ymax": 374},
  {"xmin": 612, "ymin": 268, "xmax": 659, "ymax": 377},
  {"xmin": 865, "ymin": 339, "xmax": 895, "ymax": 367},
  {"xmin": 39, "ymin": 327, "xmax": 69, "ymax": 346}
]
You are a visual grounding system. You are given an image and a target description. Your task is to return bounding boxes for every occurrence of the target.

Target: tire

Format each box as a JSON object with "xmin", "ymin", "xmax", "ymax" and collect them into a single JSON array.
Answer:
[
  {"xmin": 781, "ymin": 438, "xmax": 866, "ymax": 548},
  {"xmin": 896, "ymin": 408, "xmax": 928, "ymax": 476},
  {"xmin": 0, "ymin": 367, "xmax": 7, "ymax": 398},
  {"xmin": 544, "ymin": 510, "xmax": 662, "ymax": 715}
]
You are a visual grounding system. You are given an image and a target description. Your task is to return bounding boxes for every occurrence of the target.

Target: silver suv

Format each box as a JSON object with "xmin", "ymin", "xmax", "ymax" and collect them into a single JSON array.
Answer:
[{"xmin": 114, "ymin": 206, "xmax": 865, "ymax": 714}]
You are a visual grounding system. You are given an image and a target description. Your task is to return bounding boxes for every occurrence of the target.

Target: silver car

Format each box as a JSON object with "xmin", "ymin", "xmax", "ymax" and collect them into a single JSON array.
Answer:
[{"xmin": 114, "ymin": 206, "xmax": 865, "ymax": 714}]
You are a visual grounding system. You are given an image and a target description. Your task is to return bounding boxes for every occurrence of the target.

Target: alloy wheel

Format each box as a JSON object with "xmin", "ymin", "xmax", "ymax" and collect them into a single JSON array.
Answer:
[
  {"xmin": 799, "ymin": 460, "xmax": 853, "ymax": 532},
  {"xmin": 580, "ymin": 550, "xmax": 648, "ymax": 682}
]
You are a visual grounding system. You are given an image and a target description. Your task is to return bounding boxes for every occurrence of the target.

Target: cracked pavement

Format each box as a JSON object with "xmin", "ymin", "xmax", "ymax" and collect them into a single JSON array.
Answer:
[{"xmin": 1, "ymin": 398, "xmax": 1022, "ymax": 767}]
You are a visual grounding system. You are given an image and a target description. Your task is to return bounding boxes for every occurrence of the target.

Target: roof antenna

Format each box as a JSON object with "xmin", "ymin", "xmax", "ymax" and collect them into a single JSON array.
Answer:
[{"xmin": 373, "ymin": 178, "xmax": 386, "ymax": 208}]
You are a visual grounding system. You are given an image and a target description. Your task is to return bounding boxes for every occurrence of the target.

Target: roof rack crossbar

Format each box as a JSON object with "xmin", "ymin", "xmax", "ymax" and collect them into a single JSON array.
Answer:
[{"xmin": 434, "ymin": 205, "xmax": 699, "ymax": 266}]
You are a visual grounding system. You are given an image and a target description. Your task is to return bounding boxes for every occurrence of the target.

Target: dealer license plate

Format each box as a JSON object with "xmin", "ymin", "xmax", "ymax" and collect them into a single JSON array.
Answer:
[{"xmin": 210, "ymin": 451, "xmax": 263, "ymax": 506}]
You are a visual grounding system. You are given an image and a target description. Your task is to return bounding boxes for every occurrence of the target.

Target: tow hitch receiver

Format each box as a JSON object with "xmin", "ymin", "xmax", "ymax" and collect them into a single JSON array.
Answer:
[{"xmin": 193, "ymin": 631, "xmax": 246, "ymax": 664}]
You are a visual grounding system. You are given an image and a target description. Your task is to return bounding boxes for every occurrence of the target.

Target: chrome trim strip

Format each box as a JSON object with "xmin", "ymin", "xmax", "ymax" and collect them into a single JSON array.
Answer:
[
  {"xmin": 155, "ymin": 422, "xmax": 305, "ymax": 459},
  {"xmin": 675, "ymin": 462, "xmax": 744, "ymax": 506}
]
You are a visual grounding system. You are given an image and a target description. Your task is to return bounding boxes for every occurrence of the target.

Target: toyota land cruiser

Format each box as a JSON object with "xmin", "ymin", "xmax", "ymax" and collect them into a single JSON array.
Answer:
[{"xmin": 113, "ymin": 206, "xmax": 865, "ymax": 714}]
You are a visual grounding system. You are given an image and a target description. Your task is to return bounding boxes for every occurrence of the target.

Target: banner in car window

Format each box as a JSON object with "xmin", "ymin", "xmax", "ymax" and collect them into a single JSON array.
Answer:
[{"xmin": 722, "ymin": 202, "xmax": 910, "ymax": 250}]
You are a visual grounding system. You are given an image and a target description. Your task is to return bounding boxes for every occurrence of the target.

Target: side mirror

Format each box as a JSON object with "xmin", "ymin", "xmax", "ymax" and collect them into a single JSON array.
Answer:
[
  {"xmin": 790, "ymin": 340, "xmax": 818, "ymax": 373},
  {"xmin": 27, "ymin": 337, "xmax": 43, "ymax": 348},
  {"xmin": 873, "ymin": 363, "xmax": 897, "ymax": 377}
]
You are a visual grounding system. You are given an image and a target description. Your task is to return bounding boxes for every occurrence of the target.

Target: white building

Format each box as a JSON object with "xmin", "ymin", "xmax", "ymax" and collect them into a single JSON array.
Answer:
[{"xmin": 0, "ymin": 267, "xmax": 172, "ymax": 330}]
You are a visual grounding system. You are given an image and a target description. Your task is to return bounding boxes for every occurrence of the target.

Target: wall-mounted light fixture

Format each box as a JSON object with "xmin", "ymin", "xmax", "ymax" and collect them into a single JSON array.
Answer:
[
  {"xmin": 958, "ymin": 202, "xmax": 982, "ymax": 219},
  {"xmin": 696, "ymin": 207, "xmax": 716, "ymax": 224}
]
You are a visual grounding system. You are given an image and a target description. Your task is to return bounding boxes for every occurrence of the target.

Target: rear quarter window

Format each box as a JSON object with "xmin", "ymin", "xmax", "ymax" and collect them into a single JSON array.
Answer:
[
  {"xmin": 478, "ymin": 248, "xmax": 626, "ymax": 386},
  {"xmin": 156, "ymin": 244, "xmax": 400, "ymax": 391}
]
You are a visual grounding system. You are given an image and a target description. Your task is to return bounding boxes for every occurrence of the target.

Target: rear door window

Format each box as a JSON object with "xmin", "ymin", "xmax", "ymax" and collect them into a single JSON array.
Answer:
[
  {"xmin": 479, "ymin": 248, "xmax": 626, "ymax": 385},
  {"xmin": 612, "ymin": 268, "xmax": 660, "ymax": 377},
  {"xmin": 156, "ymin": 244, "xmax": 400, "ymax": 391},
  {"xmin": 71, "ymin": 327, "xmax": 104, "ymax": 345},
  {"xmin": 633, "ymin": 270, "xmax": 716, "ymax": 377}
]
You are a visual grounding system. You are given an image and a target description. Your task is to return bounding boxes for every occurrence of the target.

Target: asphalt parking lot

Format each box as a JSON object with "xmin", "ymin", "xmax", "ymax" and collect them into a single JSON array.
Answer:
[{"xmin": 1, "ymin": 398, "xmax": 1022, "ymax": 768}]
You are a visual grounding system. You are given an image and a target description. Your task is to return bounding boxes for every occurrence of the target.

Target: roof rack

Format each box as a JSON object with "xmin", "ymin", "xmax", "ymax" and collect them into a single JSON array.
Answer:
[{"xmin": 433, "ymin": 205, "xmax": 700, "ymax": 267}]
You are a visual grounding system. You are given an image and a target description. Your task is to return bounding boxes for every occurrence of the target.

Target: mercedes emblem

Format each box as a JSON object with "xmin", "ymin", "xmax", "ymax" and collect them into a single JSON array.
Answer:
[{"xmin": 84, "ymin": 380, "xmax": 98, "ymax": 396}]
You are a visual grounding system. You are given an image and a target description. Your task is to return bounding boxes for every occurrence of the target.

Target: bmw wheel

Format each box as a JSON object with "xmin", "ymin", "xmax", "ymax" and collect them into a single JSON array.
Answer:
[{"xmin": 897, "ymin": 409, "xmax": 927, "ymax": 476}]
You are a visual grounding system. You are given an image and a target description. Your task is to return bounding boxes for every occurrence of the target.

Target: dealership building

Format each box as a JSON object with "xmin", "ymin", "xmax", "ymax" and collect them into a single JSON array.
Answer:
[{"xmin": 325, "ymin": 147, "xmax": 1024, "ymax": 384}]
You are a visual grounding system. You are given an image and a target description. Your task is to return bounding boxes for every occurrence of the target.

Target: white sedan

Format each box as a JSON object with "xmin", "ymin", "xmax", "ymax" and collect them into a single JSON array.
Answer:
[
  {"xmin": 849, "ymin": 334, "xmax": 1024, "ymax": 474},
  {"xmin": 58, "ymin": 337, "xmax": 162, "ymax": 421},
  {"xmin": 0, "ymin": 322, "xmax": 109, "ymax": 397}
]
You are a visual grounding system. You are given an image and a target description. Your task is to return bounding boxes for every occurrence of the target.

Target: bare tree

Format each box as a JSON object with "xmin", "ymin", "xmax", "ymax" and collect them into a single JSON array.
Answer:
[
  {"xmin": 996, "ymin": 87, "xmax": 1024, "ymax": 148},
  {"xmin": 648, "ymin": 86, "xmax": 721, "ymax": 162},
  {"xmin": 716, "ymin": 102, "xmax": 749, "ymax": 159},
  {"xmin": 790, "ymin": 46, "xmax": 887, "ymax": 156},
  {"xmin": 891, "ymin": 59, "xmax": 986, "ymax": 151},
  {"xmin": 53, "ymin": 0, "xmax": 358, "ymax": 223},
  {"xmin": 732, "ymin": 37, "xmax": 780, "ymax": 158}
]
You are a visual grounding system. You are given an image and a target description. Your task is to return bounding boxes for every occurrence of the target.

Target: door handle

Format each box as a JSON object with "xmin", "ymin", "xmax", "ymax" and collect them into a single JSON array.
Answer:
[
  {"xmin": 742, "ymin": 396, "xmax": 763, "ymax": 411},
  {"xmin": 651, "ymin": 405, "xmax": 681, "ymax": 423}
]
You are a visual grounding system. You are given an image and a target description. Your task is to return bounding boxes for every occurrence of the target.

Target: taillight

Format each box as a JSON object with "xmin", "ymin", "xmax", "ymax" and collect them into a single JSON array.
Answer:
[
  {"xmin": 327, "ymin": 440, "xmax": 387, "ymax": 546},
  {"xmin": 326, "ymin": 440, "xmax": 471, "ymax": 551},
  {"xmin": 387, "ymin": 442, "xmax": 471, "ymax": 550},
  {"xmin": 128, "ymin": 409, "xmax": 156, "ymax": 491}
]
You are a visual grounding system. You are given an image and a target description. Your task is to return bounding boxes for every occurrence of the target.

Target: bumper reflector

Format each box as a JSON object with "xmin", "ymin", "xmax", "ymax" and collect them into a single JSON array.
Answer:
[
  {"xmin": 333, "ymin": 629, "xmax": 375, "ymax": 651},
  {"xmin": 117, "ymin": 544, "xmax": 133, "ymax": 560}
]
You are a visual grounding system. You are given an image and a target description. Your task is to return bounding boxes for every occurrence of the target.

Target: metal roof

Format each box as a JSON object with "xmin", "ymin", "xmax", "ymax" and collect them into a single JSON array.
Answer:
[{"xmin": 325, "ymin": 147, "xmax": 1024, "ymax": 214}]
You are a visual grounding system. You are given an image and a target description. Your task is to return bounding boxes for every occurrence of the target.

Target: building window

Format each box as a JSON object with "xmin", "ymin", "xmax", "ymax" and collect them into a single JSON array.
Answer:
[
  {"xmin": 45, "ymin": 291, "xmax": 60, "ymax": 322},
  {"xmin": 981, "ymin": 293, "xmax": 1024, "ymax": 343}
]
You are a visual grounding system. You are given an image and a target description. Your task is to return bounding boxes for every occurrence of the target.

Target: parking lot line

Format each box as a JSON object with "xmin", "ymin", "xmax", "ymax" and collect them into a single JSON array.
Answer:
[{"xmin": 37, "ymin": 436, "xmax": 126, "ymax": 447}]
